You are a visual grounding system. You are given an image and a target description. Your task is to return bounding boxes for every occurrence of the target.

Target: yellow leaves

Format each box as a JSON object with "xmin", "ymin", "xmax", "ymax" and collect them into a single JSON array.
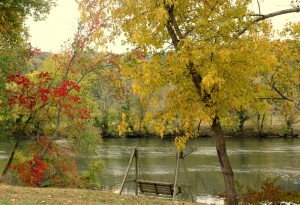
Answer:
[
  {"xmin": 279, "ymin": 101, "xmax": 298, "ymax": 119},
  {"xmin": 219, "ymin": 49, "xmax": 231, "ymax": 63},
  {"xmin": 175, "ymin": 133, "xmax": 194, "ymax": 152},
  {"xmin": 154, "ymin": 122, "xmax": 165, "ymax": 138},
  {"xmin": 164, "ymin": 0, "xmax": 175, "ymax": 6},
  {"xmin": 107, "ymin": 0, "xmax": 300, "ymax": 142},
  {"xmin": 154, "ymin": 7, "xmax": 168, "ymax": 23},
  {"xmin": 221, "ymin": 117, "xmax": 235, "ymax": 127},
  {"xmin": 131, "ymin": 81, "xmax": 140, "ymax": 95},
  {"xmin": 202, "ymin": 70, "xmax": 224, "ymax": 94},
  {"xmin": 117, "ymin": 113, "xmax": 132, "ymax": 136},
  {"xmin": 110, "ymin": 0, "xmax": 169, "ymax": 49},
  {"xmin": 175, "ymin": 136, "xmax": 188, "ymax": 152}
]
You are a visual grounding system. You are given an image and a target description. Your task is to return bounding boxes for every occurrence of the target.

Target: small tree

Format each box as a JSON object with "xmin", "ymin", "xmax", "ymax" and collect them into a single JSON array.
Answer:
[{"xmin": 1, "ymin": 0, "xmax": 111, "ymax": 186}]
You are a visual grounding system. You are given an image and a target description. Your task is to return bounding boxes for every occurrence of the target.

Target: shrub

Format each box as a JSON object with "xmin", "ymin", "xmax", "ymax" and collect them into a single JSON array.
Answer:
[{"xmin": 239, "ymin": 178, "xmax": 300, "ymax": 204}]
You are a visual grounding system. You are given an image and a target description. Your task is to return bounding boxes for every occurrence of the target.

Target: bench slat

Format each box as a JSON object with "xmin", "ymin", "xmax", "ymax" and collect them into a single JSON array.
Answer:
[
  {"xmin": 137, "ymin": 180, "xmax": 181, "ymax": 196},
  {"xmin": 137, "ymin": 180, "xmax": 173, "ymax": 186}
]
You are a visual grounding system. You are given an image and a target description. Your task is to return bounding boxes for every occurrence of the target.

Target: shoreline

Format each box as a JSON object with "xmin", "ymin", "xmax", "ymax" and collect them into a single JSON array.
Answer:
[{"xmin": 101, "ymin": 130, "xmax": 299, "ymax": 139}]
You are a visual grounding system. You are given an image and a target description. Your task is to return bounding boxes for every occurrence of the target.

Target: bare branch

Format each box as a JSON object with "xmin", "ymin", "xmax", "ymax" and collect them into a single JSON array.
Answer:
[
  {"xmin": 261, "ymin": 74, "xmax": 300, "ymax": 110},
  {"xmin": 238, "ymin": 7, "xmax": 300, "ymax": 36},
  {"xmin": 256, "ymin": 0, "xmax": 261, "ymax": 15}
]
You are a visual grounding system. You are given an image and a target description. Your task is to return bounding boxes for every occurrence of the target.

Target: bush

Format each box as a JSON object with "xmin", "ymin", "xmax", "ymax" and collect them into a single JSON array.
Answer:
[
  {"xmin": 81, "ymin": 160, "xmax": 105, "ymax": 189},
  {"xmin": 239, "ymin": 178, "xmax": 300, "ymax": 204}
]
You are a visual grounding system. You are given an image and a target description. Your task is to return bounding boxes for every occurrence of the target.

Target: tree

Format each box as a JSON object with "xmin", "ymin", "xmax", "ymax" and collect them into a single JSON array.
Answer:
[
  {"xmin": 92, "ymin": 1, "xmax": 300, "ymax": 204},
  {"xmin": 261, "ymin": 23, "xmax": 300, "ymax": 111},
  {"xmin": 92, "ymin": 60, "xmax": 127, "ymax": 137},
  {"xmin": 0, "ymin": 0, "xmax": 56, "ymax": 138},
  {"xmin": 76, "ymin": 0, "xmax": 300, "ymax": 202},
  {"xmin": 259, "ymin": 22, "xmax": 300, "ymax": 137},
  {"xmin": 1, "ymin": 70, "xmax": 94, "ymax": 175},
  {"xmin": 1, "ymin": 0, "xmax": 111, "ymax": 185},
  {"xmin": 0, "ymin": 0, "xmax": 55, "ymax": 46}
]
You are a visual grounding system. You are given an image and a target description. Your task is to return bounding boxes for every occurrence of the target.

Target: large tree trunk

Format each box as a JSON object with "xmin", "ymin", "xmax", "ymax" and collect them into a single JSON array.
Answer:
[{"xmin": 211, "ymin": 116, "xmax": 238, "ymax": 205}]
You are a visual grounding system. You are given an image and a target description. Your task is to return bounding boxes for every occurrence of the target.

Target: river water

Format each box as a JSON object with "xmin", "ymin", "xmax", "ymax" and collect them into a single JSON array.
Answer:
[{"xmin": 1, "ymin": 137, "xmax": 300, "ymax": 204}]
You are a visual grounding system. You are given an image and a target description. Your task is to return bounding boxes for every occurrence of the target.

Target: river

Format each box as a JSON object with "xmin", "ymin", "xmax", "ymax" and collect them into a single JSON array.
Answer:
[{"xmin": 1, "ymin": 137, "xmax": 300, "ymax": 204}]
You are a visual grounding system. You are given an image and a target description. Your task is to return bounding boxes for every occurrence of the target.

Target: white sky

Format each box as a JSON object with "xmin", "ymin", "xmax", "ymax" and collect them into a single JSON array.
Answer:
[{"xmin": 26, "ymin": 0, "xmax": 300, "ymax": 53}]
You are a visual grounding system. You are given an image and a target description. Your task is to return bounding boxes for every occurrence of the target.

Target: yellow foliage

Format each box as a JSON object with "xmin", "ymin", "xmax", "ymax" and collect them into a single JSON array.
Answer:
[
  {"xmin": 88, "ymin": 0, "xmax": 299, "ymax": 148},
  {"xmin": 153, "ymin": 120, "xmax": 166, "ymax": 138},
  {"xmin": 175, "ymin": 136, "xmax": 188, "ymax": 152},
  {"xmin": 117, "ymin": 113, "xmax": 132, "ymax": 136},
  {"xmin": 202, "ymin": 70, "xmax": 224, "ymax": 94}
]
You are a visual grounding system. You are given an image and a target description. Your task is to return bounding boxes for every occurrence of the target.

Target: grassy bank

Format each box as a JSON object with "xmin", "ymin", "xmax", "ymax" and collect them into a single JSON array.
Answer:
[{"xmin": 0, "ymin": 183, "xmax": 200, "ymax": 205}]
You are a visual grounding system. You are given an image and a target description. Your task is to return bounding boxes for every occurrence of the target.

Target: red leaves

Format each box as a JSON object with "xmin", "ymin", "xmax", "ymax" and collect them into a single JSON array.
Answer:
[
  {"xmin": 6, "ymin": 86, "xmax": 37, "ymax": 110},
  {"xmin": 37, "ymin": 72, "xmax": 52, "ymax": 83},
  {"xmin": 7, "ymin": 74, "xmax": 42, "ymax": 109},
  {"xmin": 7, "ymin": 74, "xmax": 31, "ymax": 90},
  {"xmin": 9, "ymin": 138, "xmax": 83, "ymax": 187},
  {"xmin": 32, "ymin": 155, "xmax": 48, "ymax": 184},
  {"xmin": 6, "ymin": 72, "xmax": 91, "ymax": 120},
  {"xmin": 30, "ymin": 48, "xmax": 42, "ymax": 57},
  {"xmin": 79, "ymin": 108, "xmax": 91, "ymax": 119},
  {"xmin": 9, "ymin": 155, "xmax": 48, "ymax": 186},
  {"xmin": 53, "ymin": 80, "xmax": 80, "ymax": 98},
  {"xmin": 38, "ymin": 87, "xmax": 50, "ymax": 103}
]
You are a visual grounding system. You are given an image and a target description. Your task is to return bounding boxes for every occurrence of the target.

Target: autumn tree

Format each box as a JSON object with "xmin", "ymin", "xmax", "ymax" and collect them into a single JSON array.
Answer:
[
  {"xmin": 260, "ymin": 22, "xmax": 300, "ymax": 137},
  {"xmin": 85, "ymin": 0, "xmax": 300, "ymax": 204},
  {"xmin": 0, "ymin": 0, "xmax": 57, "ymax": 178},
  {"xmin": 0, "ymin": 0, "xmax": 56, "ymax": 138},
  {"xmin": 92, "ymin": 57, "xmax": 126, "ymax": 137},
  {"xmin": 1, "ymin": 0, "xmax": 112, "ymax": 186}
]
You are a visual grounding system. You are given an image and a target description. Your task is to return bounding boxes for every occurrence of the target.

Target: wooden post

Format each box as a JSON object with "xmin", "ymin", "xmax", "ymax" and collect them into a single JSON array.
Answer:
[
  {"xmin": 135, "ymin": 148, "xmax": 139, "ymax": 195},
  {"xmin": 119, "ymin": 147, "xmax": 137, "ymax": 195},
  {"xmin": 172, "ymin": 151, "xmax": 180, "ymax": 201}
]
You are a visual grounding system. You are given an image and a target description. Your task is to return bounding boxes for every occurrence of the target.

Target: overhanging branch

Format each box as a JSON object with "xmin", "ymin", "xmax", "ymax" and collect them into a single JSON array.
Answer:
[{"xmin": 238, "ymin": 7, "xmax": 300, "ymax": 36}]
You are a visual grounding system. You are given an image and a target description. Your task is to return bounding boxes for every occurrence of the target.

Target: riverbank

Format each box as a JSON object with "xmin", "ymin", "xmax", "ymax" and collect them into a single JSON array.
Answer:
[
  {"xmin": 0, "ymin": 183, "xmax": 201, "ymax": 205},
  {"xmin": 102, "ymin": 118, "xmax": 300, "ymax": 139},
  {"xmin": 103, "ymin": 126, "xmax": 300, "ymax": 139}
]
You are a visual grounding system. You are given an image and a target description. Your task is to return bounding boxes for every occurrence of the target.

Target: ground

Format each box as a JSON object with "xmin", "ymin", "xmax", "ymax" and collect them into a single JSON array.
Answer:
[{"xmin": 0, "ymin": 183, "xmax": 200, "ymax": 205}]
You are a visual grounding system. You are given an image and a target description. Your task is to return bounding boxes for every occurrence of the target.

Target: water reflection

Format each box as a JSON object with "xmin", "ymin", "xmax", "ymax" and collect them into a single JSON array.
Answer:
[
  {"xmin": 1, "ymin": 137, "xmax": 300, "ymax": 203},
  {"xmin": 87, "ymin": 138, "xmax": 300, "ymax": 201}
]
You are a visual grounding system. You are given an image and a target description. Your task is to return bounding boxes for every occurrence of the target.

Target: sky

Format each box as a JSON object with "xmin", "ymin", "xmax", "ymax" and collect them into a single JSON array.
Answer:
[{"xmin": 26, "ymin": 0, "xmax": 300, "ymax": 53}]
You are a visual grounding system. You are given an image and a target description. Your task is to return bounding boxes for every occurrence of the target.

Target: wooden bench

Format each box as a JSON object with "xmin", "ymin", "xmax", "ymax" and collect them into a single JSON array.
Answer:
[{"xmin": 137, "ymin": 180, "xmax": 181, "ymax": 196}]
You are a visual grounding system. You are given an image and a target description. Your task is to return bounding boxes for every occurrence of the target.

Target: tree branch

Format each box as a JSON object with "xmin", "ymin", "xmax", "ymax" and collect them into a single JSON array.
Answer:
[
  {"xmin": 238, "ymin": 7, "xmax": 300, "ymax": 36},
  {"xmin": 166, "ymin": 4, "xmax": 183, "ymax": 39},
  {"xmin": 256, "ymin": 0, "xmax": 261, "ymax": 15},
  {"xmin": 261, "ymin": 74, "xmax": 300, "ymax": 110}
]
